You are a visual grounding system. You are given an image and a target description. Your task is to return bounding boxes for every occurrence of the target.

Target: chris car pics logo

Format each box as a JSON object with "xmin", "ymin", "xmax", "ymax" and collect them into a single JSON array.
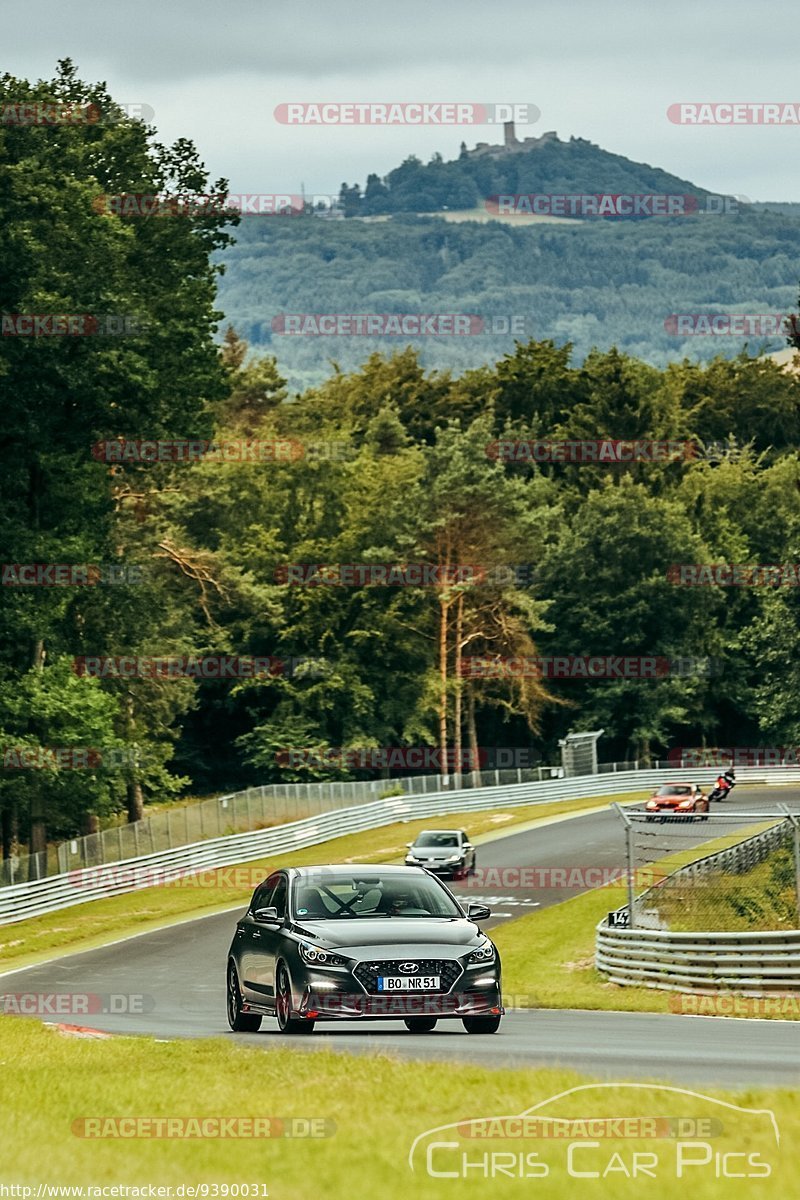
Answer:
[{"xmin": 408, "ymin": 1084, "xmax": 779, "ymax": 1180}]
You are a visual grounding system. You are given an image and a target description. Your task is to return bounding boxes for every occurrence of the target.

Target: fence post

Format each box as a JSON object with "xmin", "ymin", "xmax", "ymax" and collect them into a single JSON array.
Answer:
[
  {"xmin": 780, "ymin": 806, "xmax": 800, "ymax": 925},
  {"xmin": 166, "ymin": 809, "xmax": 172, "ymax": 848},
  {"xmin": 612, "ymin": 802, "xmax": 636, "ymax": 930}
]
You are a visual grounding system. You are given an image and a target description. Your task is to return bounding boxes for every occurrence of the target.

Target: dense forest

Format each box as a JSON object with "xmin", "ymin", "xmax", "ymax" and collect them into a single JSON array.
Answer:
[
  {"xmin": 3, "ymin": 64, "xmax": 800, "ymax": 861},
  {"xmin": 217, "ymin": 211, "xmax": 800, "ymax": 390}
]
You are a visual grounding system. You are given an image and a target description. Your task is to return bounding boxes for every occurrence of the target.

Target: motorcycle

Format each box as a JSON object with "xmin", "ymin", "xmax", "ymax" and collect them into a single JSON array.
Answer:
[{"xmin": 708, "ymin": 778, "xmax": 735, "ymax": 802}]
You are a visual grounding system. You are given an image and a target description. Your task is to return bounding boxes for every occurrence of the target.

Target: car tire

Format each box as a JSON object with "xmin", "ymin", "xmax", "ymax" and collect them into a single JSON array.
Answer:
[
  {"xmin": 462, "ymin": 1015, "xmax": 502, "ymax": 1034},
  {"xmin": 404, "ymin": 1017, "xmax": 438, "ymax": 1033},
  {"xmin": 275, "ymin": 963, "xmax": 315, "ymax": 1035},
  {"xmin": 227, "ymin": 962, "xmax": 262, "ymax": 1033}
]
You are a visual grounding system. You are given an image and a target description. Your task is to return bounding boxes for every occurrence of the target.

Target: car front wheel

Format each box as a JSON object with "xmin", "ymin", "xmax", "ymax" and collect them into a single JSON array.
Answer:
[
  {"xmin": 227, "ymin": 962, "xmax": 262, "ymax": 1033},
  {"xmin": 276, "ymin": 963, "xmax": 315, "ymax": 1035},
  {"xmin": 462, "ymin": 1015, "xmax": 502, "ymax": 1034},
  {"xmin": 404, "ymin": 1017, "xmax": 438, "ymax": 1033}
]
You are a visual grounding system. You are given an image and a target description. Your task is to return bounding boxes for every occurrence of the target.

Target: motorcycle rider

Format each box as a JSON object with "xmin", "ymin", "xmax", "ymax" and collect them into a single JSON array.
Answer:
[{"xmin": 713, "ymin": 767, "xmax": 735, "ymax": 800}]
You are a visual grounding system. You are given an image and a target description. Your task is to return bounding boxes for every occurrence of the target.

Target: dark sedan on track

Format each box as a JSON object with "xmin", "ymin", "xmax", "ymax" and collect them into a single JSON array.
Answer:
[{"xmin": 226, "ymin": 865, "xmax": 503, "ymax": 1036}]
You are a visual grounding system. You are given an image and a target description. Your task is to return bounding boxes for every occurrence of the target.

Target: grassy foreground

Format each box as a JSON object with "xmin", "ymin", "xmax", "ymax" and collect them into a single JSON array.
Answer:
[
  {"xmin": 495, "ymin": 821, "xmax": 800, "ymax": 1020},
  {"xmin": 0, "ymin": 793, "xmax": 646, "ymax": 972},
  {"xmin": 0, "ymin": 1016, "xmax": 795, "ymax": 1199}
]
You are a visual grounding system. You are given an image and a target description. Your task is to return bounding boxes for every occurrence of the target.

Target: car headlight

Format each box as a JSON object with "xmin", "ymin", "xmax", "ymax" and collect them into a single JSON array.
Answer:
[
  {"xmin": 405, "ymin": 853, "xmax": 420, "ymax": 862},
  {"xmin": 445, "ymin": 853, "xmax": 462, "ymax": 863},
  {"xmin": 646, "ymin": 800, "xmax": 658, "ymax": 809},
  {"xmin": 467, "ymin": 942, "xmax": 496, "ymax": 965},
  {"xmin": 299, "ymin": 943, "xmax": 347, "ymax": 967},
  {"xmin": 677, "ymin": 799, "xmax": 694, "ymax": 809}
]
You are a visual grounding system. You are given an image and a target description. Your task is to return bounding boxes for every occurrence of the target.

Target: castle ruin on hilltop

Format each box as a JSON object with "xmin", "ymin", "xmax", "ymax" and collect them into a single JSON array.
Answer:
[{"xmin": 466, "ymin": 121, "xmax": 558, "ymax": 159}]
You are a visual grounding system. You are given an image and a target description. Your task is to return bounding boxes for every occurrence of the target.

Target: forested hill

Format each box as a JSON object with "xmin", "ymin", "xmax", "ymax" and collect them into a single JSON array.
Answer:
[
  {"xmin": 216, "ymin": 210, "xmax": 800, "ymax": 392},
  {"xmin": 340, "ymin": 134, "xmax": 718, "ymax": 216}
]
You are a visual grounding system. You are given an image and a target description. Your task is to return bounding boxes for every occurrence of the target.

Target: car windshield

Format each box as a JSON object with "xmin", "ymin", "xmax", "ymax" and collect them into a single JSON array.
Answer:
[
  {"xmin": 657, "ymin": 785, "xmax": 691, "ymax": 796},
  {"xmin": 414, "ymin": 832, "xmax": 460, "ymax": 847},
  {"xmin": 292, "ymin": 873, "xmax": 463, "ymax": 919}
]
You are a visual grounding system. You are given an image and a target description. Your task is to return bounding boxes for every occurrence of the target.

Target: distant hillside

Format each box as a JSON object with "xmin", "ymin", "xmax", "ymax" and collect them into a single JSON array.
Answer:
[
  {"xmin": 216, "ymin": 208, "xmax": 800, "ymax": 392},
  {"xmin": 338, "ymin": 133, "xmax": 721, "ymax": 218}
]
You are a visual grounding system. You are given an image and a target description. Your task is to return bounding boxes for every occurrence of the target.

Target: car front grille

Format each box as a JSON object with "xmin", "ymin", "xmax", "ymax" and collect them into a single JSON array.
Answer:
[{"xmin": 353, "ymin": 958, "xmax": 464, "ymax": 995}]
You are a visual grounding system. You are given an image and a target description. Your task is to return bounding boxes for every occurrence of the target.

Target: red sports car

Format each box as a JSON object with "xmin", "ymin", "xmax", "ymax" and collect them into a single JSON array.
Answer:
[{"xmin": 645, "ymin": 782, "xmax": 709, "ymax": 821}]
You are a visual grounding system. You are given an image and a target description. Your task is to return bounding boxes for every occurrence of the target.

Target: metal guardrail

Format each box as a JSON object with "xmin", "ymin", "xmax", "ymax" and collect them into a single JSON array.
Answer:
[
  {"xmin": 0, "ymin": 766, "xmax": 675, "ymax": 926},
  {"xmin": 2, "ymin": 764, "xmax": 571, "ymax": 887},
  {"xmin": 596, "ymin": 926, "xmax": 800, "ymax": 994},
  {"xmin": 3, "ymin": 765, "xmax": 799, "ymax": 928},
  {"xmin": 597, "ymin": 814, "xmax": 800, "ymax": 994}
]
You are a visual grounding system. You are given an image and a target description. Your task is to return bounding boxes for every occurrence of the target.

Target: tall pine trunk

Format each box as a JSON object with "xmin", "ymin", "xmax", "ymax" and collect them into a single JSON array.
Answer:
[
  {"xmin": 453, "ymin": 592, "xmax": 464, "ymax": 788},
  {"xmin": 438, "ymin": 595, "xmax": 450, "ymax": 784}
]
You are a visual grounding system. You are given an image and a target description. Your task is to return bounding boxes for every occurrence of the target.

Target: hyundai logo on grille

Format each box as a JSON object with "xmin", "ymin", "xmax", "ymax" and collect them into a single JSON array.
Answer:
[{"xmin": 399, "ymin": 962, "xmax": 419, "ymax": 973}]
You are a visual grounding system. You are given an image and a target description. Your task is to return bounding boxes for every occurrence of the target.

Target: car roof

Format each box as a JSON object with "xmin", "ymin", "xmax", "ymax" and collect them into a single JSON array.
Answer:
[
  {"xmin": 411, "ymin": 829, "xmax": 462, "ymax": 836},
  {"xmin": 286, "ymin": 864, "xmax": 429, "ymax": 877}
]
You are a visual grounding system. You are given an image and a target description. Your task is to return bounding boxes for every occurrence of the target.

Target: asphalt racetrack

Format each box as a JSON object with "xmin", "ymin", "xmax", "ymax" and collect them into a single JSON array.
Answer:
[{"xmin": 3, "ymin": 785, "xmax": 799, "ymax": 1086}]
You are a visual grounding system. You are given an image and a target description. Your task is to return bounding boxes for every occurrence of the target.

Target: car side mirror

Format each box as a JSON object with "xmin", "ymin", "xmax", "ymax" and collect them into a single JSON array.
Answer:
[
  {"xmin": 463, "ymin": 842, "xmax": 473, "ymax": 850},
  {"xmin": 254, "ymin": 906, "xmax": 281, "ymax": 925},
  {"xmin": 467, "ymin": 903, "xmax": 491, "ymax": 921},
  {"xmin": 406, "ymin": 843, "xmax": 413, "ymax": 849}
]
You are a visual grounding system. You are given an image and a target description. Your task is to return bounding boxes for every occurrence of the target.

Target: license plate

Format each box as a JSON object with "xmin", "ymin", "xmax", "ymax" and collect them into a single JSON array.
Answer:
[{"xmin": 377, "ymin": 976, "xmax": 440, "ymax": 991}]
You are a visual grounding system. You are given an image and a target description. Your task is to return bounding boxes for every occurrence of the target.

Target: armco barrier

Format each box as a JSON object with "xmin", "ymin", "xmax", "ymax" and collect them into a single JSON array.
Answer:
[
  {"xmin": 0, "ymin": 766, "xmax": 795, "ymax": 927},
  {"xmin": 0, "ymin": 767, "xmax": 670, "ymax": 926},
  {"xmin": 596, "ymin": 926, "xmax": 800, "ymax": 994},
  {"xmin": 597, "ymin": 816, "xmax": 800, "ymax": 995}
]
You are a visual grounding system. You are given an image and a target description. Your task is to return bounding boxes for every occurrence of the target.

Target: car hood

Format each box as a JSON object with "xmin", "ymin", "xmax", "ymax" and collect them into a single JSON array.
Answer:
[
  {"xmin": 291, "ymin": 917, "xmax": 483, "ymax": 957},
  {"xmin": 409, "ymin": 847, "xmax": 461, "ymax": 859},
  {"xmin": 651, "ymin": 796, "xmax": 691, "ymax": 806}
]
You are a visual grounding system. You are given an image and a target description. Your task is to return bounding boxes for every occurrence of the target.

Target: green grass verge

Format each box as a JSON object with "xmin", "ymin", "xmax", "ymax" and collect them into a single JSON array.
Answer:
[
  {"xmin": 653, "ymin": 844, "xmax": 799, "ymax": 932},
  {"xmin": 0, "ymin": 793, "xmax": 648, "ymax": 973},
  {"xmin": 0, "ymin": 1016, "xmax": 795, "ymax": 1198},
  {"xmin": 495, "ymin": 821, "xmax": 800, "ymax": 1020}
]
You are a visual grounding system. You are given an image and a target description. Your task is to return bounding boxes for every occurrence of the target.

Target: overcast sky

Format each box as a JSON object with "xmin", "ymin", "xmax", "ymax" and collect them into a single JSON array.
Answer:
[{"xmin": 3, "ymin": 0, "xmax": 797, "ymax": 200}]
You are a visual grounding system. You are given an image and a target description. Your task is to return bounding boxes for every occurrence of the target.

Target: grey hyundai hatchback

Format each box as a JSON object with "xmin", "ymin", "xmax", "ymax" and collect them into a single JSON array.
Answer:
[{"xmin": 226, "ymin": 864, "xmax": 502, "ymax": 1035}]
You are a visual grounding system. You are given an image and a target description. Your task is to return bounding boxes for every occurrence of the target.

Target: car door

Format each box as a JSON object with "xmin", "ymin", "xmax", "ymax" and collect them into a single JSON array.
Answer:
[
  {"xmin": 257, "ymin": 874, "xmax": 289, "ymax": 1003},
  {"xmin": 240, "ymin": 875, "xmax": 281, "ymax": 1002}
]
